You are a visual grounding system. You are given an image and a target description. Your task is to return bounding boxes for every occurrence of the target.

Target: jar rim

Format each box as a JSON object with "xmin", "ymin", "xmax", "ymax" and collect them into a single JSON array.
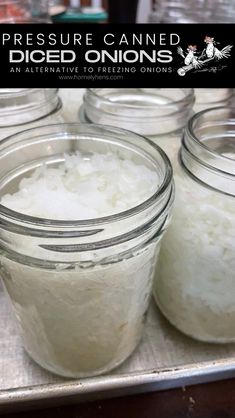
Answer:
[
  {"xmin": 0, "ymin": 89, "xmax": 60, "ymax": 127},
  {"xmin": 87, "ymin": 88, "xmax": 194, "ymax": 111},
  {"xmin": 186, "ymin": 106, "xmax": 235, "ymax": 168},
  {"xmin": 0, "ymin": 122, "xmax": 173, "ymax": 228},
  {"xmin": 181, "ymin": 106, "xmax": 235, "ymax": 196},
  {"xmin": 0, "ymin": 88, "xmax": 58, "ymax": 99}
]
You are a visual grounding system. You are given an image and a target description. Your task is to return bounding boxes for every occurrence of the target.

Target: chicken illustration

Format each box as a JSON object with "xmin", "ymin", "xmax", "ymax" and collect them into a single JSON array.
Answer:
[
  {"xmin": 177, "ymin": 45, "xmax": 201, "ymax": 68},
  {"xmin": 202, "ymin": 36, "xmax": 233, "ymax": 60},
  {"xmin": 177, "ymin": 36, "xmax": 233, "ymax": 76}
]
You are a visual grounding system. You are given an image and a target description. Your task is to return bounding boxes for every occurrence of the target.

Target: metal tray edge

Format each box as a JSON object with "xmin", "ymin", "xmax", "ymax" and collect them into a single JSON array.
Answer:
[{"xmin": 1, "ymin": 358, "xmax": 235, "ymax": 413}]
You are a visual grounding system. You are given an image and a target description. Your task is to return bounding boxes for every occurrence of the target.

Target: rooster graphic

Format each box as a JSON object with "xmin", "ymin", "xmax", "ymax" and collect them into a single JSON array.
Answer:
[
  {"xmin": 177, "ymin": 36, "xmax": 233, "ymax": 76},
  {"xmin": 178, "ymin": 45, "xmax": 200, "ymax": 66},
  {"xmin": 202, "ymin": 35, "xmax": 232, "ymax": 60}
]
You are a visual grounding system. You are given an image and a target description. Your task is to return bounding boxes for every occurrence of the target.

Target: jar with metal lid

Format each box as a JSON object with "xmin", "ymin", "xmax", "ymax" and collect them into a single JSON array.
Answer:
[
  {"xmin": 150, "ymin": 0, "xmax": 235, "ymax": 23},
  {"xmin": 153, "ymin": 107, "xmax": 235, "ymax": 343},
  {"xmin": 80, "ymin": 88, "xmax": 195, "ymax": 164},
  {"xmin": 194, "ymin": 89, "xmax": 234, "ymax": 113},
  {"xmin": 0, "ymin": 123, "xmax": 174, "ymax": 378},
  {"xmin": 0, "ymin": 89, "xmax": 64, "ymax": 141}
]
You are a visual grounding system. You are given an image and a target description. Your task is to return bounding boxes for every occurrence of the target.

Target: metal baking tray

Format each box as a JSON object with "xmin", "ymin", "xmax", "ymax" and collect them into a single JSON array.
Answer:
[{"xmin": 1, "ymin": 290, "xmax": 235, "ymax": 414}]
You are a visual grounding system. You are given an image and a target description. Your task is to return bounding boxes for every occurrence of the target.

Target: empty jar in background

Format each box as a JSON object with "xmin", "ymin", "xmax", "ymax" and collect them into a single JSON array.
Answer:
[
  {"xmin": 153, "ymin": 107, "xmax": 235, "ymax": 343},
  {"xmin": 0, "ymin": 88, "xmax": 64, "ymax": 293},
  {"xmin": 80, "ymin": 88, "xmax": 195, "ymax": 164},
  {"xmin": 194, "ymin": 89, "xmax": 234, "ymax": 113},
  {"xmin": 0, "ymin": 123, "xmax": 174, "ymax": 378},
  {"xmin": 30, "ymin": 0, "xmax": 49, "ymax": 21},
  {"xmin": 150, "ymin": 0, "xmax": 235, "ymax": 23},
  {"xmin": 0, "ymin": 89, "xmax": 64, "ymax": 142}
]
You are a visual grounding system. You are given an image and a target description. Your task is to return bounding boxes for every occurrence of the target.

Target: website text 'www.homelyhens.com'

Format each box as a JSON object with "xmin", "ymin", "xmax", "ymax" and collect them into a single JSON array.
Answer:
[{"xmin": 59, "ymin": 74, "xmax": 124, "ymax": 81}]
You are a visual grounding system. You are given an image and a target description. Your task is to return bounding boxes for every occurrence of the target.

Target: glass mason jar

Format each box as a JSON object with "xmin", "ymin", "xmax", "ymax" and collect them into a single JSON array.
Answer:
[
  {"xmin": 194, "ymin": 89, "xmax": 234, "ymax": 113},
  {"xmin": 153, "ymin": 107, "xmax": 235, "ymax": 343},
  {"xmin": 0, "ymin": 89, "xmax": 64, "ymax": 142},
  {"xmin": 0, "ymin": 123, "xmax": 174, "ymax": 378},
  {"xmin": 30, "ymin": 0, "xmax": 49, "ymax": 20},
  {"xmin": 80, "ymin": 88, "xmax": 195, "ymax": 165},
  {"xmin": 150, "ymin": 0, "xmax": 235, "ymax": 23}
]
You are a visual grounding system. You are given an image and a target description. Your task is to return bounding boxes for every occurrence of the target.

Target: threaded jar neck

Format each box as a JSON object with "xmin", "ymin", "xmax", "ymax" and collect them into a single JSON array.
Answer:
[
  {"xmin": 82, "ymin": 88, "xmax": 195, "ymax": 136},
  {"xmin": 180, "ymin": 107, "xmax": 235, "ymax": 196},
  {"xmin": 0, "ymin": 89, "xmax": 61, "ymax": 127}
]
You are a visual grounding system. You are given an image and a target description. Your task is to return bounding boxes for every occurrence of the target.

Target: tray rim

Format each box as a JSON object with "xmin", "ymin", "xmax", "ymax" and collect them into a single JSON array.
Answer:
[{"xmin": 1, "ymin": 357, "xmax": 235, "ymax": 413}]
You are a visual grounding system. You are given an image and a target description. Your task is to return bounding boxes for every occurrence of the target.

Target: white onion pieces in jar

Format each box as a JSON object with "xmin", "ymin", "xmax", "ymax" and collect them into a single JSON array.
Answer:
[
  {"xmin": 1, "ymin": 152, "xmax": 159, "ymax": 219},
  {"xmin": 154, "ymin": 173, "xmax": 235, "ymax": 342},
  {"xmin": 0, "ymin": 148, "xmax": 167, "ymax": 377}
]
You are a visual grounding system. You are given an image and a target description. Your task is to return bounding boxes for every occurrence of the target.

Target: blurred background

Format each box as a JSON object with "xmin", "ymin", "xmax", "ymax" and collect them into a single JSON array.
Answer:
[{"xmin": 0, "ymin": 0, "xmax": 234, "ymax": 23}]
